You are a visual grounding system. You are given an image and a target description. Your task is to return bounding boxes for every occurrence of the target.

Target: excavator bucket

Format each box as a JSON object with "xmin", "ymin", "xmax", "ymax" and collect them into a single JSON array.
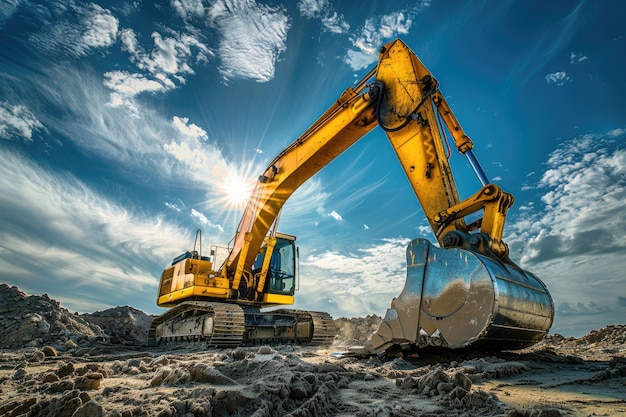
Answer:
[{"xmin": 370, "ymin": 239, "xmax": 554, "ymax": 353}]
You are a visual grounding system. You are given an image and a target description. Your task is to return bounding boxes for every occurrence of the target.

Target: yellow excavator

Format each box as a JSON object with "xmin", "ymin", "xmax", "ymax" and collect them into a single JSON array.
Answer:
[{"xmin": 149, "ymin": 39, "xmax": 554, "ymax": 352}]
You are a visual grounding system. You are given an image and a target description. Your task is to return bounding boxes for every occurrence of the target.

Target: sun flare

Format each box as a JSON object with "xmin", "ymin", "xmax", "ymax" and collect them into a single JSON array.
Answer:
[{"xmin": 220, "ymin": 173, "xmax": 254, "ymax": 208}]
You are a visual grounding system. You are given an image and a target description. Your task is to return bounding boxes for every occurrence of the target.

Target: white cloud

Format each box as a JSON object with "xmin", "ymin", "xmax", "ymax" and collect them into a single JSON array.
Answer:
[
  {"xmin": 190, "ymin": 208, "xmax": 224, "ymax": 232},
  {"xmin": 504, "ymin": 131, "xmax": 626, "ymax": 335},
  {"xmin": 343, "ymin": 2, "xmax": 430, "ymax": 70},
  {"xmin": 0, "ymin": 149, "xmax": 191, "ymax": 313},
  {"xmin": 328, "ymin": 210, "xmax": 343, "ymax": 221},
  {"xmin": 558, "ymin": 301, "xmax": 610, "ymax": 315},
  {"xmin": 108, "ymin": 28, "xmax": 211, "ymax": 109},
  {"xmin": 207, "ymin": 0, "xmax": 290, "ymax": 82},
  {"xmin": 297, "ymin": 237, "xmax": 412, "ymax": 317},
  {"xmin": 172, "ymin": 0, "xmax": 206, "ymax": 21},
  {"xmin": 80, "ymin": 4, "xmax": 118, "ymax": 49},
  {"xmin": 172, "ymin": 116, "xmax": 208, "ymax": 140},
  {"xmin": 321, "ymin": 12, "xmax": 350, "ymax": 34},
  {"xmin": 0, "ymin": 101, "xmax": 46, "ymax": 140},
  {"xmin": 0, "ymin": 0, "xmax": 22, "ymax": 27},
  {"xmin": 29, "ymin": 3, "xmax": 118, "ymax": 58},
  {"xmin": 345, "ymin": 49, "xmax": 375, "ymax": 71},
  {"xmin": 297, "ymin": 0, "xmax": 349, "ymax": 34},
  {"xmin": 165, "ymin": 202, "xmax": 182, "ymax": 212},
  {"xmin": 34, "ymin": 65, "xmax": 236, "ymax": 195},
  {"xmin": 297, "ymin": 0, "xmax": 327, "ymax": 18},
  {"xmin": 508, "ymin": 132, "xmax": 626, "ymax": 265},
  {"xmin": 545, "ymin": 71, "xmax": 571, "ymax": 86},
  {"xmin": 104, "ymin": 71, "xmax": 171, "ymax": 96},
  {"xmin": 103, "ymin": 71, "xmax": 173, "ymax": 115},
  {"xmin": 570, "ymin": 52, "xmax": 588, "ymax": 64},
  {"xmin": 607, "ymin": 127, "xmax": 625, "ymax": 138},
  {"xmin": 121, "ymin": 29, "xmax": 208, "ymax": 76}
]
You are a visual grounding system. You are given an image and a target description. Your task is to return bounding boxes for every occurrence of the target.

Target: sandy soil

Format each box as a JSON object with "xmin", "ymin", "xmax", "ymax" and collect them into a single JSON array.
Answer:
[{"xmin": 1, "ymin": 284, "xmax": 625, "ymax": 417}]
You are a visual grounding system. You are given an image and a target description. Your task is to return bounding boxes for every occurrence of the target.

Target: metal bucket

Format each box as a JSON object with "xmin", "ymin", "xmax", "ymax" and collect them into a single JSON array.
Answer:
[{"xmin": 371, "ymin": 238, "xmax": 554, "ymax": 352}]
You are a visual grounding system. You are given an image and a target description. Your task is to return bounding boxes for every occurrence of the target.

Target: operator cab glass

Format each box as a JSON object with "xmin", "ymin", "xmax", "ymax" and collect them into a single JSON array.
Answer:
[{"xmin": 253, "ymin": 236, "xmax": 296, "ymax": 295}]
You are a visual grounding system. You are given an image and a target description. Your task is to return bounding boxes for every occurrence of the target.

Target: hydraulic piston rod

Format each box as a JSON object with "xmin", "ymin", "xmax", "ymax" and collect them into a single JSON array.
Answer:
[{"xmin": 465, "ymin": 149, "xmax": 490, "ymax": 186}]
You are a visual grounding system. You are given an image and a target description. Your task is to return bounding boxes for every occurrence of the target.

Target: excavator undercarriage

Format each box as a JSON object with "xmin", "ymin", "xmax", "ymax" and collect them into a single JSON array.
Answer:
[{"xmin": 148, "ymin": 302, "xmax": 336, "ymax": 348}]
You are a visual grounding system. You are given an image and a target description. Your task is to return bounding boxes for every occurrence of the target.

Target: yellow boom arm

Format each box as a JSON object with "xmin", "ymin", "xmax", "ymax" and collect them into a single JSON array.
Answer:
[{"xmin": 224, "ymin": 39, "xmax": 516, "ymax": 283}]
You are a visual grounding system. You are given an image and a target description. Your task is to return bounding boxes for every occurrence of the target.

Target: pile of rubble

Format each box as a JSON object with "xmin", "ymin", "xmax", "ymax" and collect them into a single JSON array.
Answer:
[
  {"xmin": 0, "ymin": 284, "xmax": 104, "ymax": 349},
  {"xmin": 0, "ymin": 284, "xmax": 153, "ymax": 350},
  {"xmin": 82, "ymin": 306, "xmax": 154, "ymax": 345}
]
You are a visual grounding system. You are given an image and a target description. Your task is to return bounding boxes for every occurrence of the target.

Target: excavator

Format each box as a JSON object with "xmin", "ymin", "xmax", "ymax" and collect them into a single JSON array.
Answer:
[{"xmin": 149, "ymin": 39, "xmax": 554, "ymax": 353}]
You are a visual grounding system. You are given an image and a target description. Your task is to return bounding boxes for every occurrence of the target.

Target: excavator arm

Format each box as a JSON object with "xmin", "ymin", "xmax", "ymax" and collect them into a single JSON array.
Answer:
[{"xmin": 225, "ymin": 39, "xmax": 515, "ymax": 280}]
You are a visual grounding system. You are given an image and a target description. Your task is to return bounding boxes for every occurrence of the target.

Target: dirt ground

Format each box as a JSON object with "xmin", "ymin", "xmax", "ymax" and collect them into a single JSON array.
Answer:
[{"xmin": 1, "ymin": 284, "xmax": 625, "ymax": 417}]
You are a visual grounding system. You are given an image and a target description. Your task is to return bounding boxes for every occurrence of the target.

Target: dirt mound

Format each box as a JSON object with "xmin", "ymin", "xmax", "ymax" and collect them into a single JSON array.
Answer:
[
  {"xmin": 0, "ymin": 284, "xmax": 105, "ymax": 349},
  {"xmin": 333, "ymin": 314, "xmax": 382, "ymax": 347},
  {"xmin": 574, "ymin": 324, "xmax": 626, "ymax": 346},
  {"xmin": 82, "ymin": 306, "xmax": 154, "ymax": 346}
]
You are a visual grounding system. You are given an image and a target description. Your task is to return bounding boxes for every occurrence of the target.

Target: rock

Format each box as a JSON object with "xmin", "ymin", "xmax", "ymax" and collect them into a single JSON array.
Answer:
[
  {"xmin": 81, "ymin": 305, "xmax": 154, "ymax": 345},
  {"xmin": 452, "ymin": 371, "xmax": 472, "ymax": 391},
  {"xmin": 150, "ymin": 366, "xmax": 190, "ymax": 386},
  {"xmin": 188, "ymin": 363, "xmax": 236, "ymax": 385},
  {"xmin": 42, "ymin": 372, "xmax": 60, "ymax": 383},
  {"xmin": 65, "ymin": 339, "xmax": 79, "ymax": 349},
  {"xmin": 12, "ymin": 368, "xmax": 27, "ymax": 380},
  {"xmin": 71, "ymin": 400, "xmax": 103, "ymax": 417},
  {"xmin": 0, "ymin": 284, "xmax": 105, "ymax": 349},
  {"xmin": 31, "ymin": 350, "xmax": 46, "ymax": 362},
  {"xmin": 75, "ymin": 372, "xmax": 103, "ymax": 390},
  {"xmin": 42, "ymin": 345, "xmax": 58, "ymax": 357},
  {"xmin": 149, "ymin": 355, "xmax": 170, "ymax": 367},
  {"xmin": 258, "ymin": 346, "xmax": 273, "ymax": 355},
  {"xmin": 48, "ymin": 379, "xmax": 76, "ymax": 393},
  {"xmin": 0, "ymin": 397, "xmax": 39, "ymax": 417},
  {"xmin": 55, "ymin": 362, "xmax": 75, "ymax": 378}
]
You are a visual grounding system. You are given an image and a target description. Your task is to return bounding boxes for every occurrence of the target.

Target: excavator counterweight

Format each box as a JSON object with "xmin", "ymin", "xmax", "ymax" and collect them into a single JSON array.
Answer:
[{"xmin": 150, "ymin": 39, "xmax": 554, "ymax": 352}]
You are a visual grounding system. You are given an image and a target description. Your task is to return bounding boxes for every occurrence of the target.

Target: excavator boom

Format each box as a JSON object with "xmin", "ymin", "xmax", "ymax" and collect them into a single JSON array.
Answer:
[{"xmin": 151, "ymin": 39, "xmax": 554, "ymax": 352}]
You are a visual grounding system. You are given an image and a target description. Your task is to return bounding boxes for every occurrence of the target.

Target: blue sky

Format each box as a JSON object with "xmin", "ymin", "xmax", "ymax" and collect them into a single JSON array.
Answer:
[{"xmin": 1, "ymin": 0, "xmax": 624, "ymax": 337}]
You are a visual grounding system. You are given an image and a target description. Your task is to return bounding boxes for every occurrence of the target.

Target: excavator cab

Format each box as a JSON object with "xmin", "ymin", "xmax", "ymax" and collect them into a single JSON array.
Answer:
[{"xmin": 253, "ymin": 233, "xmax": 297, "ymax": 296}]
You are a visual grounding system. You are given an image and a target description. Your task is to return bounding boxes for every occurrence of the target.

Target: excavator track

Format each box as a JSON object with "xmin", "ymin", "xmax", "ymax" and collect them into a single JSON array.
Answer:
[
  {"xmin": 149, "ymin": 303, "xmax": 337, "ymax": 348},
  {"xmin": 148, "ymin": 301, "xmax": 245, "ymax": 348},
  {"xmin": 272, "ymin": 309, "xmax": 337, "ymax": 345}
]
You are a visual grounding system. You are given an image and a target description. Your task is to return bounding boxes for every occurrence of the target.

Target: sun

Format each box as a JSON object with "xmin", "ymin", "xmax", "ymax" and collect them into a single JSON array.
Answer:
[{"xmin": 219, "ymin": 172, "xmax": 255, "ymax": 208}]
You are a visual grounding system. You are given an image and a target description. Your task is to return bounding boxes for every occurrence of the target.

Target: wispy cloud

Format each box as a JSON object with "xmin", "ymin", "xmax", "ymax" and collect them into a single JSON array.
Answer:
[
  {"xmin": 0, "ymin": 101, "xmax": 46, "ymax": 140},
  {"xmin": 107, "ymin": 28, "xmax": 211, "ymax": 110},
  {"xmin": 0, "ymin": 149, "xmax": 191, "ymax": 312},
  {"xmin": 344, "ymin": 1, "xmax": 431, "ymax": 70},
  {"xmin": 0, "ymin": 1, "xmax": 22, "ymax": 27},
  {"xmin": 190, "ymin": 208, "xmax": 224, "ymax": 233},
  {"xmin": 570, "ymin": 52, "xmax": 588, "ymax": 64},
  {"xmin": 30, "ymin": 3, "xmax": 119, "ymax": 58},
  {"xmin": 172, "ymin": 0, "xmax": 206, "ymax": 22},
  {"xmin": 297, "ymin": 0, "xmax": 349, "ymax": 34},
  {"xmin": 207, "ymin": 0, "xmax": 290, "ymax": 83},
  {"xmin": 557, "ymin": 301, "xmax": 610, "ymax": 315},
  {"xmin": 545, "ymin": 71, "xmax": 571, "ymax": 86},
  {"xmin": 172, "ymin": 116, "xmax": 208, "ymax": 140},
  {"xmin": 328, "ymin": 210, "xmax": 343, "ymax": 221}
]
